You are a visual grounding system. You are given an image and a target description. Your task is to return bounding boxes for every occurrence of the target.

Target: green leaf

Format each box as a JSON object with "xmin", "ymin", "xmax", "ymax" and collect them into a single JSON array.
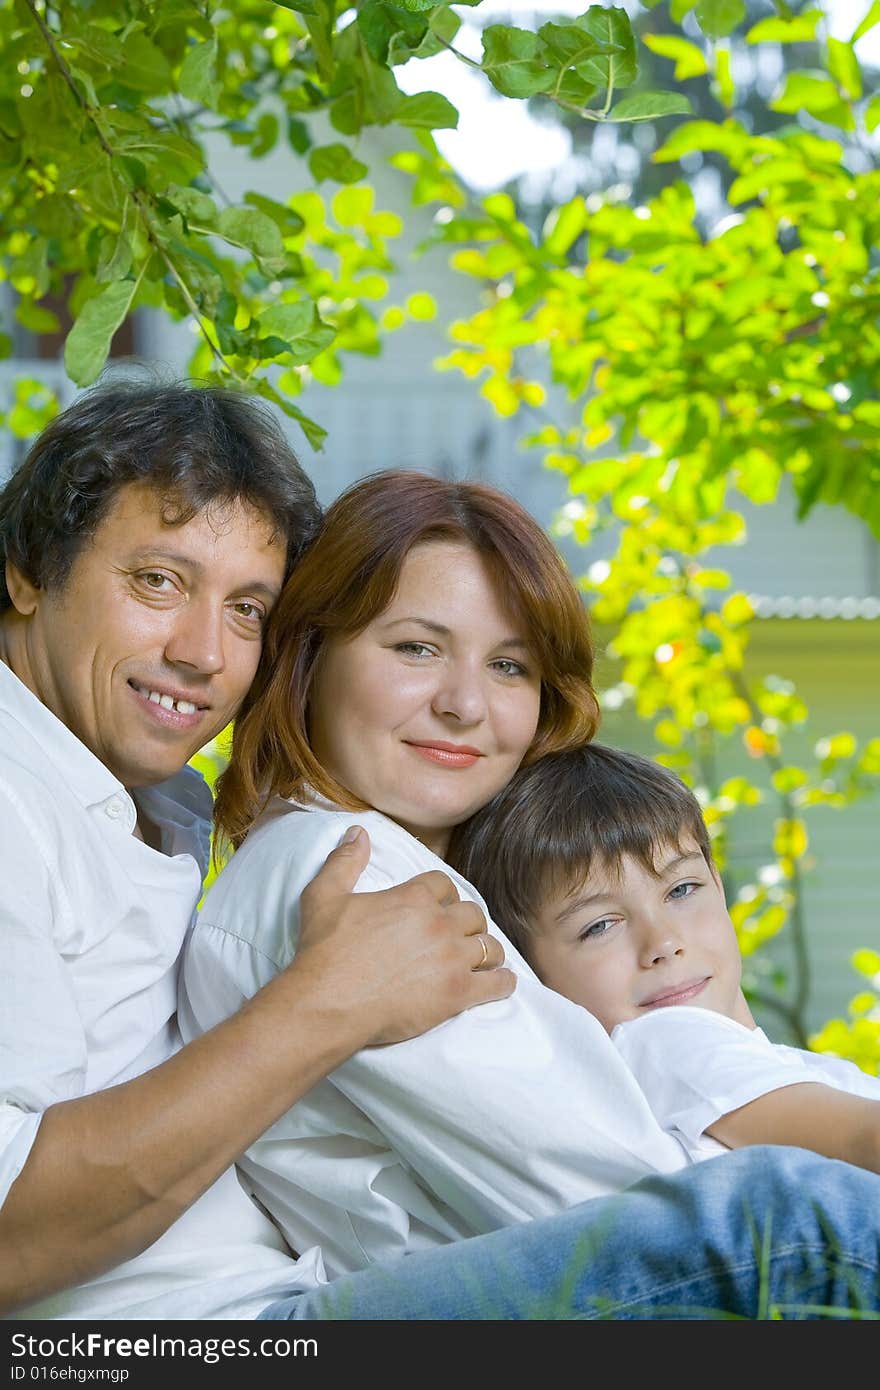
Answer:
[
  {"xmin": 15, "ymin": 301, "xmax": 61, "ymax": 334},
  {"xmin": 119, "ymin": 33, "xmax": 174, "ymax": 93},
  {"xmin": 853, "ymin": 1, "xmax": 880, "ymax": 41},
  {"xmin": 544, "ymin": 197, "xmax": 588, "ymax": 257},
  {"xmin": 481, "ymin": 26, "xmax": 556, "ymax": 98},
  {"xmin": 64, "ymin": 280, "xmax": 137, "ymax": 386},
  {"xmin": 216, "ymin": 207, "xmax": 286, "ymax": 271},
  {"xmin": 166, "ymin": 184, "xmax": 218, "ymax": 228},
  {"xmin": 358, "ymin": 2, "xmax": 429, "ymax": 64},
  {"xmin": 308, "ymin": 143, "xmax": 369, "ymax": 183},
  {"xmin": 826, "ymin": 37, "xmax": 862, "ymax": 99},
  {"xmin": 244, "ymin": 192, "xmax": 305, "ymax": 236},
  {"xmin": 255, "ymin": 377, "xmax": 327, "ymax": 452},
  {"xmin": 746, "ymin": 11, "xmax": 823, "ymax": 43},
  {"xmin": 715, "ymin": 45, "xmax": 735, "ymax": 109},
  {"xmin": 395, "ymin": 91, "xmax": 458, "ymax": 128},
  {"xmin": 642, "ymin": 35, "xmax": 708, "ymax": 80},
  {"xmin": 288, "ymin": 117, "xmax": 311, "ymax": 154},
  {"xmin": 572, "ymin": 7, "xmax": 638, "ymax": 89},
  {"xmin": 866, "ymin": 94, "xmax": 880, "ymax": 132},
  {"xmin": 695, "ymin": 0, "xmax": 746, "ymax": 38},
  {"xmin": 259, "ymin": 302, "xmax": 315, "ymax": 340},
  {"xmin": 178, "ymin": 36, "xmax": 221, "ymax": 107},
  {"xmin": 95, "ymin": 210, "xmax": 134, "ymax": 285},
  {"xmin": 607, "ymin": 92, "xmax": 693, "ymax": 121},
  {"xmin": 772, "ymin": 71, "xmax": 854, "ymax": 123},
  {"xmin": 537, "ymin": 22, "xmax": 604, "ymax": 73}
]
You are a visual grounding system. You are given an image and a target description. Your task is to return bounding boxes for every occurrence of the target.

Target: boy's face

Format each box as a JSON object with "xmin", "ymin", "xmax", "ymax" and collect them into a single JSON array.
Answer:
[{"xmin": 528, "ymin": 839, "xmax": 753, "ymax": 1034}]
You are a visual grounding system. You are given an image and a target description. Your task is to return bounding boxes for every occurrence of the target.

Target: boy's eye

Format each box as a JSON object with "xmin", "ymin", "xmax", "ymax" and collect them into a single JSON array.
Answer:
[
  {"xmin": 668, "ymin": 881, "xmax": 699, "ymax": 901},
  {"xmin": 578, "ymin": 917, "xmax": 617, "ymax": 942}
]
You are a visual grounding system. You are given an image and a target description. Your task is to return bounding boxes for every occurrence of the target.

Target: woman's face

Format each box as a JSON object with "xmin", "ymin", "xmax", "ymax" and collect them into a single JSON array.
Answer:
[{"xmin": 309, "ymin": 541, "xmax": 542, "ymax": 857}]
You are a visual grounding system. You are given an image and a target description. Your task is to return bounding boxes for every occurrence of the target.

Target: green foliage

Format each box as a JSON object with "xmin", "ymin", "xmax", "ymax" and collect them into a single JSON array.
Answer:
[
  {"xmin": 1, "ymin": 0, "xmax": 877, "ymax": 1065},
  {"xmin": 0, "ymin": 0, "xmax": 685, "ymax": 445},
  {"xmin": 424, "ymin": 4, "xmax": 880, "ymax": 1051}
]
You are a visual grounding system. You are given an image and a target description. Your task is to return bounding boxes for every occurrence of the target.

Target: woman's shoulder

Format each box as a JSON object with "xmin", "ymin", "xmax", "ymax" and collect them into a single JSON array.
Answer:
[{"xmin": 201, "ymin": 796, "xmax": 448, "ymax": 923}]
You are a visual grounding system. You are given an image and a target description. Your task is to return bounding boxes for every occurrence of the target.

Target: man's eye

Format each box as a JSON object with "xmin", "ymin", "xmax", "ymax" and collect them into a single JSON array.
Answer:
[
  {"xmin": 231, "ymin": 601, "xmax": 265, "ymax": 624},
  {"xmin": 139, "ymin": 572, "xmax": 173, "ymax": 590}
]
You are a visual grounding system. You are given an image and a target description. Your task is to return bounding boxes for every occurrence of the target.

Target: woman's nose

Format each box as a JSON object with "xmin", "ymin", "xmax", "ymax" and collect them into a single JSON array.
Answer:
[{"xmin": 431, "ymin": 667, "xmax": 487, "ymax": 724}]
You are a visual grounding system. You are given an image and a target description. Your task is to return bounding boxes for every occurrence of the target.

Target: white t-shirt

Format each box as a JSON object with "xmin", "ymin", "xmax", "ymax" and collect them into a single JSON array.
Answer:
[
  {"xmin": 180, "ymin": 795, "xmax": 689, "ymax": 1280},
  {"xmin": 0, "ymin": 662, "xmax": 323, "ymax": 1321},
  {"xmin": 612, "ymin": 1005, "xmax": 880, "ymax": 1162}
]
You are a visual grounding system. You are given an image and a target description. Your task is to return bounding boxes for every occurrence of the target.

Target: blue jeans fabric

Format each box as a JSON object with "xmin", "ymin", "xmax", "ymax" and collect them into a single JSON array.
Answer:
[{"xmin": 258, "ymin": 1147, "xmax": 880, "ymax": 1320}]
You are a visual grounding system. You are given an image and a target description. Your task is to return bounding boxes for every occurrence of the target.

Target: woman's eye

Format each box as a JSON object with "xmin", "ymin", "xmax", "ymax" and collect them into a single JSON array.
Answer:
[
  {"xmin": 491, "ymin": 658, "xmax": 528, "ymax": 678},
  {"xmin": 395, "ymin": 642, "xmax": 435, "ymax": 658}
]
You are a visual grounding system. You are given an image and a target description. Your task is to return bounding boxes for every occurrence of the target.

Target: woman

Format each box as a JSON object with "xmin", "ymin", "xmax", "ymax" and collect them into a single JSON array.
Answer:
[{"xmin": 179, "ymin": 469, "xmax": 688, "ymax": 1282}]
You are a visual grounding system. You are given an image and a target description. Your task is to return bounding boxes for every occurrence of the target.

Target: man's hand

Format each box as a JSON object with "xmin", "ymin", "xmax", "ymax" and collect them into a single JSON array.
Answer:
[{"xmin": 294, "ymin": 826, "xmax": 516, "ymax": 1047}]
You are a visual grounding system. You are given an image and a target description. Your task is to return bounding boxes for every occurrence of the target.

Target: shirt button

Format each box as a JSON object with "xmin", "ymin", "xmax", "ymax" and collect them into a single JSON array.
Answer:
[{"xmin": 106, "ymin": 798, "xmax": 125, "ymax": 819}]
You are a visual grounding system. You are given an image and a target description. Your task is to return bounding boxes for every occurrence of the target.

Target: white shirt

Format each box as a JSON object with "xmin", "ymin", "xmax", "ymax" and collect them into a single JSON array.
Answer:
[
  {"xmin": 180, "ymin": 796, "xmax": 688, "ymax": 1280},
  {"xmin": 0, "ymin": 661, "xmax": 321, "ymax": 1321},
  {"xmin": 612, "ymin": 1005, "xmax": 880, "ymax": 1162}
]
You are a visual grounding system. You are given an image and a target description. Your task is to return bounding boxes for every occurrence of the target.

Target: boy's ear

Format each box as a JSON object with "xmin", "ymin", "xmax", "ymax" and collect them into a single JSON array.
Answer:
[{"xmin": 5, "ymin": 560, "xmax": 41, "ymax": 617}]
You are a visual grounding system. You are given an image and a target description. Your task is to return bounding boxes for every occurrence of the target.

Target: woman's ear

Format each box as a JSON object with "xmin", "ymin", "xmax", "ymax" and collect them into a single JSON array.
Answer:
[{"xmin": 5, "ymin": 560, "xmax": 41, "ymax": 616}]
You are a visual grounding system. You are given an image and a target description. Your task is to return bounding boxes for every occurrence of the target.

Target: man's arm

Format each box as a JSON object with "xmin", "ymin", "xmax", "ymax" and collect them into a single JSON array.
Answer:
[
  {"xmin": 707, "ymin": 1083, "xmax": 880, "ymax": 1173},
  {"xmin": 0, "ymin": 829, "xmax": 514, "ymax": 1314}
]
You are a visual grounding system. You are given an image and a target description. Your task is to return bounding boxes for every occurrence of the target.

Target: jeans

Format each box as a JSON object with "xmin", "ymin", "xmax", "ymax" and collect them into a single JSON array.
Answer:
[{"xmin": 258, "ymin": 1147, "xmax": 880, "ymax": 1320}]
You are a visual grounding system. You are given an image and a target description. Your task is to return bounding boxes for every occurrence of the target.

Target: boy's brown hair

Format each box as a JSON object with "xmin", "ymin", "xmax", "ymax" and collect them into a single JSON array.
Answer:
[{"xmin": 448, "ymin": 743, "xmax": 714, "ymax": 958}]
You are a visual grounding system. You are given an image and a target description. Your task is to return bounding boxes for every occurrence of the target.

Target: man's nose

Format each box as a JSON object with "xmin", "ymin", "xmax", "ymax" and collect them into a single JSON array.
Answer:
[{"xmin": 164, "ymin": 600, "xmax": 226, "ymax": 675}]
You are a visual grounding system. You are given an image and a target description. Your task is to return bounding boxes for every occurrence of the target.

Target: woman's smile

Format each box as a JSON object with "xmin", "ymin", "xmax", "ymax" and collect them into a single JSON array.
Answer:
[{"xmin": 404, "ymin": 739, "xmax": 485, "ymax": 769}]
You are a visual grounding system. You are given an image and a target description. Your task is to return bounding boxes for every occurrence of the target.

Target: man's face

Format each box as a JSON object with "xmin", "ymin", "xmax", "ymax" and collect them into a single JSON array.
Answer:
[{"xmin": 5, "ymin": 482, "xmax": 286, "ymax": 788}]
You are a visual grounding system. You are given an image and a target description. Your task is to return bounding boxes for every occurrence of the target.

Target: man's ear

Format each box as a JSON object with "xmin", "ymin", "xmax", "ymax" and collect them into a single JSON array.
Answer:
[{"xmin": 5, "ymin": 560, "xmax": 41, "ymax": 616}]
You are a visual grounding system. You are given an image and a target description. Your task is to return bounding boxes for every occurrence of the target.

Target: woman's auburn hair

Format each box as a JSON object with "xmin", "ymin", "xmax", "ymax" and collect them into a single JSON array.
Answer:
[{"xmin": 213, "ymin": 469, "xmax": 601, "ymax": 850}]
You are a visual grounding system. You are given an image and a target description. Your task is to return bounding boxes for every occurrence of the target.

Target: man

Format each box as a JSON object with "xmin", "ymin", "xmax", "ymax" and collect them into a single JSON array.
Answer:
[{"xmin": 1, "ymin": 381, "xmax": 878, "ymax": 1322}]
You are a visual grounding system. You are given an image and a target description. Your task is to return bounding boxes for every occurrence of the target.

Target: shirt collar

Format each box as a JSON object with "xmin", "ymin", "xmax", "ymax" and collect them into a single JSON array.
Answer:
[{"xmin": 0, "ymin": 659, "xmax": 128, "ymax": 811}]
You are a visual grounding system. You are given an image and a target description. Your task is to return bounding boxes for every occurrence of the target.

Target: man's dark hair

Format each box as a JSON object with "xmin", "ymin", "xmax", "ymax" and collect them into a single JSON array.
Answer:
[
  {"xmin": 448, "ymin": 743, "xmax": 715, "ymax": 959},
  {"xmin": 0, "ymin": 379, "xmax": 322, "ymax": 610}
]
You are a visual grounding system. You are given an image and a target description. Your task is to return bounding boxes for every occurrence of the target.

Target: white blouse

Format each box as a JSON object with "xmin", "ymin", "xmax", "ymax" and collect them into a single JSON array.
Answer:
[{"xmin": 180, "ymin": 795, "xmax": 688, "ymax": 1279}]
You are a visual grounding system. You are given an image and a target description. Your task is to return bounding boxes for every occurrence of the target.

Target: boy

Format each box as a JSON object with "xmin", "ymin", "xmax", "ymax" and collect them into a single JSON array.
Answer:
[{"xmin": 451, "ymin": 743, "xmax": 880, "ymax": 1171}]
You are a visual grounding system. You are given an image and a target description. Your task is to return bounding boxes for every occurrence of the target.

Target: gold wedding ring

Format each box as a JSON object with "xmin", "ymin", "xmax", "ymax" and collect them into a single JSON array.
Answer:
[{"xmin": 475, "ymin": 934, "xmax": 490, "ymax": 970}]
